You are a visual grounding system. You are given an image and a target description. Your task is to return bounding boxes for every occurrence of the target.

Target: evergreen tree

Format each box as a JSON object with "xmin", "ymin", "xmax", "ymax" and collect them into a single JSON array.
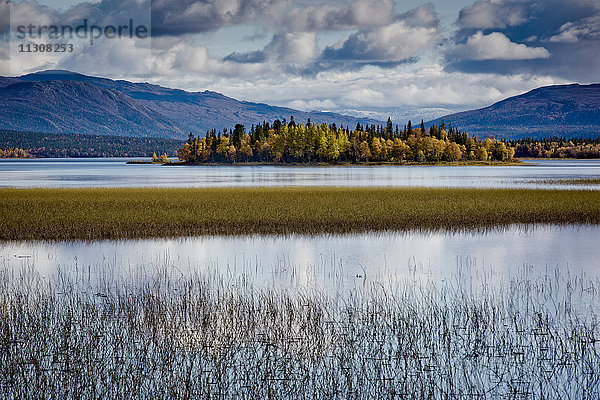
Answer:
[
  {"xmin": 273, "ymin": 119, "xmax": 282, "ymax": 134},
  {"xmin": 232, "ymin": 124, "xmax": 245, "ymax": 149},
  {"xmin": 187, "ymin": 132, "xmax": 197, "ymax": 162},
  {"xmin": 386, "ymin": 117, "xmax": 393, "ymax": 138}
]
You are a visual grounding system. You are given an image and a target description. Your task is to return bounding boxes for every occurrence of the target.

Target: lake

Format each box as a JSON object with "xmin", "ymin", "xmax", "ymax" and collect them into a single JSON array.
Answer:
[
  {"xmin": 1, "ymin": 158, "xmax": 600, "ymax": 189},
  {"xmin": 1, "ymin": 158, "xmax": 598, "ymax": 300},
  {"xmin": 3, "ymin": 225, "xmax": 599, "ymax": 296},
  {"xmin": 3, "ymin": 158, "xmax": 600, "ymax": 397}
]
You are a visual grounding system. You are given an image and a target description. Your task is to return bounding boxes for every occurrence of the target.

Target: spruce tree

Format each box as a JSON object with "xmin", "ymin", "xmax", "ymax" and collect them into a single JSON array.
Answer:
[
  {"xmin": 232, "ymin": 124, "xmax": 245, "ymax": 149},
  {"xmin": 386, "ymin": 117, "xmax": 393, "ymax": 138}
]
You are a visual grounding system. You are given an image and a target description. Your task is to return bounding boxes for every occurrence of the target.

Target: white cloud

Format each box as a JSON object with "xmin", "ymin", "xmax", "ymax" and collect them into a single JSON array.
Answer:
[
  {"xmin": 349, "ymin": 0, "xmax": 396, "ymax": 27},
  {"xmin": 2, "ymin": 0, "xmax": 593, "ymax": 123},
  {"xmin": 152, "ymin": 0, "xmax": 290, "ymax": 35},
  {"xmin": 286, "ymin": 98, "xmax": 338, "ymax": 111},
  {"xmin": 374, "ymin": 21, "xmax": 438, "ymax": 61},
  {"xmin": 458, "ymin": 0, "xmax": 528, "ymax": 29},
  {"xmin": 450, "ymin": 0, "xmax": 600, "ymax": 80},
  {"xmin": 455, "ymin": 31, "xmax": 550, "ymax": 60},
  {"xmin": 7, "ymin": 1, "xmax": 57, "ymax": 28},
  {"xmin": 282, "ymin": 0, "xmax": 396, "ymax": 32},
  {"xmin": 226, "ymin": 3, "xmax": 440, "ymax": 66},
  {"xmin": 6, "ymin": 35, "xmax": 153, "ymax": 77},
  {"xmin": 157, "ymin": 63, "xmax": 561, "ymax": 117},
  {"xmin": 150, "ymin": 37, "xmax": 269, "ymax": 78},
  {"xmin": 549, "ymin": 15, "xmax": 600, "ymax": 43},
  {"xmin": 267, "ymin": 32, "xmax": 317, "ymax": 63},
  {"xmin": 323, "ymin": 7, "xmax": 439, "ymax": 63}
]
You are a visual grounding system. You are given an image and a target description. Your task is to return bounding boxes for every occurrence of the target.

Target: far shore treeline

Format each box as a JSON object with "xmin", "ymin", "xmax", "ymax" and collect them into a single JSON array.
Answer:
[
  {"xmin": 508, "ymin": 137, "xmax": 600, "ymax": 159},
  {"xmin": 1, "ymin": 121, "xmax": 600, "ymax": 160},
  {"xmin": 0, "ymin": 130, "xmax": 182, "ymax": 158},
  {"xmin": 178, "ymin": 118, "xmax": 514, "ymax": 164}
]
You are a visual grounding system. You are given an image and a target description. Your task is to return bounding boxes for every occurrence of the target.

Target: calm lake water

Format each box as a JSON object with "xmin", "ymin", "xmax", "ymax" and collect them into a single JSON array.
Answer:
[
  {"xmin": 3, "ymin": 225, "xmax": 599, "ymax": 294},
  {"xmin": 2, "ymin": 163, "xmax": 597, "ymax": 400},
  {"xmin": 2, "ymin": 159, "xmax": 598, "ymax": 397},
  {"xmin": 1, "ymin": 158, "xmax": 600, "ymax": 189},
  {"xmin": 1, "ymin": 158, "xmax": 599, "ymax": 301}
]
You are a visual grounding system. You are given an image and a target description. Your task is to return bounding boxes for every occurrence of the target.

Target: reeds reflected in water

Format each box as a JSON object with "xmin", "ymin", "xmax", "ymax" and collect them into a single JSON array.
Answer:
[{"xmin": 1, "ymin": 259, "xmax": 598, "ymax": 399}]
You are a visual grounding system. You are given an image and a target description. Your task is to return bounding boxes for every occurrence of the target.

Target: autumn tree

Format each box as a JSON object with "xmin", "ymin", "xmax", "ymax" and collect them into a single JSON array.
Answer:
[{"xmin": 175, "ymin": 117, "xmax": 515, "ymax": 164}]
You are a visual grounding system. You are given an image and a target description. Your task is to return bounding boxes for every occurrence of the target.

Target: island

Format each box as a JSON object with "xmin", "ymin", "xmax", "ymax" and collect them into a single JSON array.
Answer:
[{"xmin": 177, "ymin": 118, "xmax": 516, "ymax": 165}]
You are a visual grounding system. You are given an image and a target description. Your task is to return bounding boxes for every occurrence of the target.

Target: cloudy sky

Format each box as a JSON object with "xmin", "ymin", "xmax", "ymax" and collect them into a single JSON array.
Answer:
[{"xmin": 2, "ymin": 0, "xmax": 599, "ymax": 120}]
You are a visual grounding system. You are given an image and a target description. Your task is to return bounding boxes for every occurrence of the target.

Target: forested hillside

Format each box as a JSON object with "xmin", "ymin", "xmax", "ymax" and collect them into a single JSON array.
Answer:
[
  {"xmin": 0, "ymin": 70, "xmax": 382, "ymax": 138},
  {"xmin": 430, "ymin": 84, "xmax": 600, "ymax": 139},
  {"xmin": 0, "ymin": 131, "xmax": 183, "ymax": 158}
]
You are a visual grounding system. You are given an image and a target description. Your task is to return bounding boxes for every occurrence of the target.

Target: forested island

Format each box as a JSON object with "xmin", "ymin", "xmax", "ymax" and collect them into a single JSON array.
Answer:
[{"xmin": 178, "ymin": 118, "xmax": 515, "ymax": 164}]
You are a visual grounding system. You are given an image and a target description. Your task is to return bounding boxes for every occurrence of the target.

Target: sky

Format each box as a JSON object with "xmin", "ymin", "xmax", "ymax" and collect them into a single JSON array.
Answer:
[{"xmin": 1, "ymin": 0, "xmax": 599, "ymax": 121}]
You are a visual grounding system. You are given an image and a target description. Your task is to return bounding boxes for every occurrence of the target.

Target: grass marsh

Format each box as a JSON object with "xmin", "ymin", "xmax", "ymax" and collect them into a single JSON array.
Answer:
[
  {"xmin": 2, "ymin": 187, "xmax": 600, "ymax": 240},
  {"xmin": 532, "ymin": 178, "xmax": 600, "ymax": 185},
  {"xmin": 1, "ymin": 264, "xmax": 598, "ymax": 399}
]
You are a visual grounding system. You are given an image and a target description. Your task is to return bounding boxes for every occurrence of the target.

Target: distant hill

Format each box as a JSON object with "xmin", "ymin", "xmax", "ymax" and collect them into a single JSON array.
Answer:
[
  {"xmin": 0, "ymin": 130, "xmax": 183, "ymax": 158},
  {"xmin": 0, "ymin": 70, "xmax": 382, "ymax": 139},
  {"xmin": 0, "ymin": 80, "xmax": 184, "ymax": 138},
  {"xmin": 429, "ymin": 84, "xmax": 600, "ymax": 139}
]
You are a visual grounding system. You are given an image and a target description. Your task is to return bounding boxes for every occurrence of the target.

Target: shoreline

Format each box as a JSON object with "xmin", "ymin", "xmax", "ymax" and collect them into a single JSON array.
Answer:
[{"xmin": 160, "ymin": 160, "xmax": 527, "ymax": 167}]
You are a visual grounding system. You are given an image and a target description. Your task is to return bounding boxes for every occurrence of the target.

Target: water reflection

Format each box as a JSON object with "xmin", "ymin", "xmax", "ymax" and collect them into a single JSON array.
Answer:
[
  {"xmin": 2, "ymin": 225, "xmax": 599, "ymax": 293},
  {"xmin": 1, "ymin": 158, "xmax": 600, "ymax": 189}
]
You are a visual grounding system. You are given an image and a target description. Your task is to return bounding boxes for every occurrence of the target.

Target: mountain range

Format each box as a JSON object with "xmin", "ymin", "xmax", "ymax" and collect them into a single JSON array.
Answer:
[
  {"xmin": 429, "ymin": 84, "xmax": 600, "ymax": 139},
  {"xmin": 0, "ymin": 70, "xmax": 382, "ymax": 139},
  {"xmin": 0, "ymin": 70, "xmax": 599, "ymax": 140}
]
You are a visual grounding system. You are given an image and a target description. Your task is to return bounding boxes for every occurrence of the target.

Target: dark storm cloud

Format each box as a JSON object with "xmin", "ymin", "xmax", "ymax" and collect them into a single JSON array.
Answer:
[
  {"xmin": 224, "ymin": 50, "xmax": 267, "ymax": 63},
  {"xmin": 150, "ymin": 0, "xmax": 289, "ymax": 36},
  {"xmin": 446, "ymin": 0, "xmax": 600, "ymax": 82}
]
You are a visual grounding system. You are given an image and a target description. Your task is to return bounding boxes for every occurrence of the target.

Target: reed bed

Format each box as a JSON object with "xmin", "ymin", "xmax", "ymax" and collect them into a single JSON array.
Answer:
[
  {"xmin": 533, "ymin": 178, "xmax": 600, "ymax": 186},
  {"xmin": 1, "ymin": 264, "xmax": 598, "ymax": 399},
  {"xmin": 2, "ymin": 187, "xmax": 600, "ymax": 240}
]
